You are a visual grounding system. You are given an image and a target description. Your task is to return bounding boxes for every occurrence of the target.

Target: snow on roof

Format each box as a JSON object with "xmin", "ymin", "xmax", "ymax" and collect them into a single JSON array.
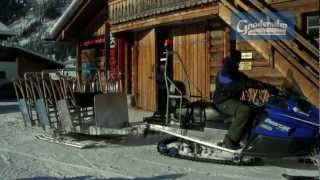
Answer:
[
  {"xmin": 48, "ymin": 0, "xmax": 85, "ymax": 40},
  {"xmin": 0, "ymin": 22, "xmax": 17, "ymax": 36},
  {"xmin": 0, "ymin": 22, "xmax": 10, "ymax": 32}
]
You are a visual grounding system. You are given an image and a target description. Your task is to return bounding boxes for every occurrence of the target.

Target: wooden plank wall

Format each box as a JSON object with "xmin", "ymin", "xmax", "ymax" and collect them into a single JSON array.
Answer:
[
  {"xmin": 172, "ymin": 24, "xmax": 210, "ymax": 99},
  {"xmin": 93, "ymin": 25, "xmax": 106, "ymax": 37},
  {"xmin": 236, "ymin": 41, "xmax": 270, "ymax": 67}
]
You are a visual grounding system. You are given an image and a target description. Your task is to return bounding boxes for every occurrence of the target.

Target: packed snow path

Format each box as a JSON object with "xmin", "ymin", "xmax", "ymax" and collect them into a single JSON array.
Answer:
[{"xmin": 0, "ymin": 101, "xmax": 318, "ymax": 180}]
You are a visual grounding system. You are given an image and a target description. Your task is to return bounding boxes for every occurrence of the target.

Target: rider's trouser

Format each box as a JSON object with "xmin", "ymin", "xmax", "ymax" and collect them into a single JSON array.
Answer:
[{"xmin": 216, "ymin": 99, "xmax": 251, "ymax": 143}]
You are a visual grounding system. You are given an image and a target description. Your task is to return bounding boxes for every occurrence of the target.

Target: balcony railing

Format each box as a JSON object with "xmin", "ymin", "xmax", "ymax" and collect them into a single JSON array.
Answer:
[{"xmin": 109, "ymin": 0, "xmax": 217, "ymax": 24}]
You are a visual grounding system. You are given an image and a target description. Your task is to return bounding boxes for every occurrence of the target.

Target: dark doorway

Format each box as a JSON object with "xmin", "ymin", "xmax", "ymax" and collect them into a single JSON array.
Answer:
[{"xmin": 155, "ymin": 28, "xmax": 173, "ymax": 116}]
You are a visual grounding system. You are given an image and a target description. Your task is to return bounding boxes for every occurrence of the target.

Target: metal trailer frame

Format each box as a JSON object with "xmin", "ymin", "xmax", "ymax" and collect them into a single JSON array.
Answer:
[
  {"xmin": 13, "ymin": 78, "xmax": 32, "ymax": 127},
  {"xmin": 14, "ymin": 68, "xmax": 146, "ymax": 138}
]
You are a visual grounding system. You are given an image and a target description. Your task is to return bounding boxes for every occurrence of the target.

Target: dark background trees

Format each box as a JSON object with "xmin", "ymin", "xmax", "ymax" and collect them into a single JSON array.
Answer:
[{"xmin": 1, "ymin": 0, "xmax": 75, "ymax": 62}]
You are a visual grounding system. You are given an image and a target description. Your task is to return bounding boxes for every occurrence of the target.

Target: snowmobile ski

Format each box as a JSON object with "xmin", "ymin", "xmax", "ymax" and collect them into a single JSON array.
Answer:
[{"xmin": 35, "ymin": 134, "xmax": 100, "ymax": 149}]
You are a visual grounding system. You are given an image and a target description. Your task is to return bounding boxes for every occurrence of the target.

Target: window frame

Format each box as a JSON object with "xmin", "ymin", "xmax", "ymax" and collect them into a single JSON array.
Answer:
[{"xmin": 303, "ymin": 12, "xmax": 319, "ymax": 43}]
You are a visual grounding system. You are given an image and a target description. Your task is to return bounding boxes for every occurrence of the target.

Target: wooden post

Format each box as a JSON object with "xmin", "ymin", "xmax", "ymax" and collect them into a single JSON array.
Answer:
[
  {"xmin": 124, "ymin": 42, "xmax": 129, "ymax": 94},
  {"xmin": 76, "ymin": 41, "xmax": 82, "ymax": 91},
  {"xmin": 105, "ymin": 5, "xmax": 110, "ymax": 79},
  {"xmin": 16, "ymin": 57, "xmax": 21, "ymax": 78}
]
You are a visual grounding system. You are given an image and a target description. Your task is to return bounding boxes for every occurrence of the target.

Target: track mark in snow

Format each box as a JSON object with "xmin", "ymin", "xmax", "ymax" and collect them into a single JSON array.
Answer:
[
  {"xmin": 0, "ymin": 165, "xmax": 10, "ymax": 177},
  {"xmin": 77, "ymin": 153, "xmax": 111, "ymax": 178},
  {"xmin": 0, "ymin": 139, "xmax": 9, "ymax": 147},
  {"xmin": 101, "ymin": 149, "xmax": 255, "ymax": 179},
  {"xmin": 0, "ymin": 153, "xmax": 12, "ymax": 165},
  {"xmin": 0, "ymin": 147, "xmax": 133, "ymax": 179}
]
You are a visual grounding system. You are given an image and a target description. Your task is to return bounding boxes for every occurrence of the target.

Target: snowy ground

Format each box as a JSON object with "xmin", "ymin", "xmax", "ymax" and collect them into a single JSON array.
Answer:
[{"xmin": 0, "ymin": 101, "xmax": 318, "ymax": 180}]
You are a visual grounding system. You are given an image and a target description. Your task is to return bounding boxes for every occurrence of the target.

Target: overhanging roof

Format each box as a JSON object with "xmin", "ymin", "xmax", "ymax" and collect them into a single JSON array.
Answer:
[
  {"xmin": 48, "ymin": 0, "xmax": 106, "ymax": 41},
  {"xmin": 0, "ymin": 45, "xmax": 64, "ymax": 68}
]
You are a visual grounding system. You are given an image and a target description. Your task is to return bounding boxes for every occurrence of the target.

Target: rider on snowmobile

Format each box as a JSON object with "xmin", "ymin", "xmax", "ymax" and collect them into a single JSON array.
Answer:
[{"xmin": 214, "ymin": 50, "xmax": 278, "ymax": 150}]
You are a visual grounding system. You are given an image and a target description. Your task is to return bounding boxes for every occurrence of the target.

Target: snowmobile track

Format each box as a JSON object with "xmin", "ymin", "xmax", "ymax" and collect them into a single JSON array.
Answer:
[{"xmin": 157, "ymin": 137, "xmax": 261, "ymax": 166}]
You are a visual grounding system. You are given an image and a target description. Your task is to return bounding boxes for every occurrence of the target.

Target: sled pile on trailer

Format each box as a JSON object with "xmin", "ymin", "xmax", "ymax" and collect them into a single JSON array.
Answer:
[{"xmin": 13, "ymin": 68, "xmax": 146, "ymax": 148}]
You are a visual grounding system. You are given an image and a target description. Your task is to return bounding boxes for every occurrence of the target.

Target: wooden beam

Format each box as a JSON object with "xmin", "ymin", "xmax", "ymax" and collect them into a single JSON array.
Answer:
[
  {"xmin": 111, "ymin": 5, "xmax": 219, "ymax": 33},
  {"xmin": 275, "ymin": 51, "xmax": 319, "ymax": 106},
  {"xmin": 211, "ymin": 67, "xmax": 284, "ymax": 78}
]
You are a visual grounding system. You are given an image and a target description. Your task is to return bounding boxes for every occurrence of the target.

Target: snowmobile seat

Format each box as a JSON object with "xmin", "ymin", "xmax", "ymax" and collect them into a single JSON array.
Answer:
[
  {"xmin": 198, "ymin": 102, "xmax": 232, "ymax": 129},
  {"xmin": 168, "ymin": 81, "xmax": 232, "ymax": 130},
  {"xmin": 176, "ymin": 101, "xmax": 232, "ymax": 130}
]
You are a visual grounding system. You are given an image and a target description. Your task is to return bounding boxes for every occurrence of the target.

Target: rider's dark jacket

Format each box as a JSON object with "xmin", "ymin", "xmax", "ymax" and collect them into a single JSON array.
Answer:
[{"xmin": 213, "ymin": 58, "xmax": 267, "ymax": 104}]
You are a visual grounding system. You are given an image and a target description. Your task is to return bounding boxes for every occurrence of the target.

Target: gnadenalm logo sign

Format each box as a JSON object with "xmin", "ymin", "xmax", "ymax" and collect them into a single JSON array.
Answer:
[
  {"xmin": 231, "ymin": 12, "xmax": 295, "ymax": 40},
  {"xmin": 237, "ymin": 18, "xmax": 288, "ymax": 36}
]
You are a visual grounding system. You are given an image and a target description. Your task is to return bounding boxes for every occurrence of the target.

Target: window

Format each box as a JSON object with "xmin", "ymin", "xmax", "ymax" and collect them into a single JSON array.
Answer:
[
  {"xmin": 306, "ymin": 13, "xmax": 319, "ymax": 42},
  {"xmin": 0, "ymin": 71, "xmax": 6, "ymax": 79}
]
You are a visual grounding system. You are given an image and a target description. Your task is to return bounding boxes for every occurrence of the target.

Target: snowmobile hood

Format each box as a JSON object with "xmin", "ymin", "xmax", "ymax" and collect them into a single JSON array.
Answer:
[{"xmin": 266, "ymin": 96, "xmax": 320, "ymax": 127}]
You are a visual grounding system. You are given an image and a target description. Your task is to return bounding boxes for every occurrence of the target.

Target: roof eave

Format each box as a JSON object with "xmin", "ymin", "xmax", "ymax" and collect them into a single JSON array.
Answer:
[{"xmin": 47, "ymin": 0, "xmax": 86, "ymax": 41}]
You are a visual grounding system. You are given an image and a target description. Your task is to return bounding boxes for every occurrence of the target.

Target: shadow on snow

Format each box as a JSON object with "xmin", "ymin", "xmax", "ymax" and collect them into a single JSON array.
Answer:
[{"xmin": 16, "ymin": 173, "xmax": 185, "ymax": 180}]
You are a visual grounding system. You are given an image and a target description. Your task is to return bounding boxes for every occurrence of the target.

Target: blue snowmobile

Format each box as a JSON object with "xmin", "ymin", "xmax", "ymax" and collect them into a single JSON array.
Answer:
[{"xmin": 144, "ymin": 50, "xmax": 320, "ymax": 165}]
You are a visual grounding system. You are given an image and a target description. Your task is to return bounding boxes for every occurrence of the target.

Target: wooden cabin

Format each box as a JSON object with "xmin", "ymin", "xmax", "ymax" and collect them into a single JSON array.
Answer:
[
  {"xmin": 107, "ymin": 0, "xmax": 319, "ymax": 110},
  {"xmin": 0, "ymin": 45, "xmax": 64, "ymax": 99}
]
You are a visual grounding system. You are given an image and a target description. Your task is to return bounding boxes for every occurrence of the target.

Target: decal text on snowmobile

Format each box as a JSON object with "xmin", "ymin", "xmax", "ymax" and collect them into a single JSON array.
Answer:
[{"xmin": 264, "ymin": 118, "xmax": 291, "ymax": 132}]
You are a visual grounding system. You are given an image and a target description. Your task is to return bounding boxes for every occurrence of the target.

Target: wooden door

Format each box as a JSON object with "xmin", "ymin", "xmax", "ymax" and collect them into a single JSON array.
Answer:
[{"xmin": 135, "ymin": 29, "xmax": 157, "ymax": 111}]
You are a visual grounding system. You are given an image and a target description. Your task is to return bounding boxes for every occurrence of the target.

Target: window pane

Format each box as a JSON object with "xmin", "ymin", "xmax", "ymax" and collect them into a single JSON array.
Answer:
[
  {"xmin": 308, "ymin": 28, "xmax": 319, "ymax": 38},
  {"xmin": 0, "ymin": 71, "xmax": 6, "ymax": 79},
  {"xmin": 308, "ymin": 15, "xmax": 319, "ymax": 26}
]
